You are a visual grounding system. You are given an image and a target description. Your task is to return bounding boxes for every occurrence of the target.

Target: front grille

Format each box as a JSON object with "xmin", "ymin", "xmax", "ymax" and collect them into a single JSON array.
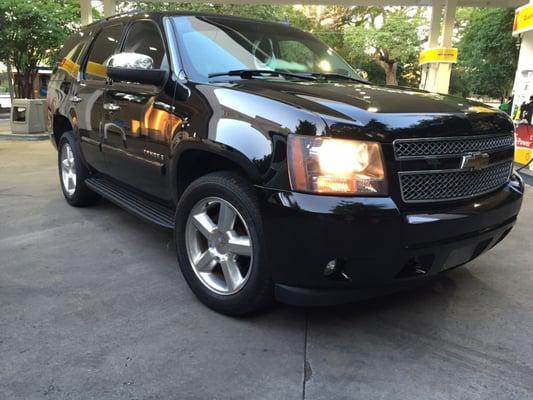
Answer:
[
  {"xmin": 394, "ymin": 134, "xmax": 514, "ymax": 159},
  {"xmin": 399, "ymin": 161, "xmax": 512, "ymax": 203}
]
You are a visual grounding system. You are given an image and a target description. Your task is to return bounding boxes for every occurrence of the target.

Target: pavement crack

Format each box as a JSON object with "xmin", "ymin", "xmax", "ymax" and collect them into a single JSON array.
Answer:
[
  {"xmin": 302, "ymin": 310, "xmax": 310, "ymax": 400},
  {"xmin": 304, "ymin": 360, "xmax": 313, "ymax": 382}
]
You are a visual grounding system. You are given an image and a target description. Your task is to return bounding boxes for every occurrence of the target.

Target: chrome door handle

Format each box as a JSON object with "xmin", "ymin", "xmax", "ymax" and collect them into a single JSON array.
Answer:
[
  {"xmin": 69, "ymin": 95, "xmax": 82, "ymax": 104},
  {"xmin": 103, "ymin": 103, "xmax": 120, "ymax": 112}
]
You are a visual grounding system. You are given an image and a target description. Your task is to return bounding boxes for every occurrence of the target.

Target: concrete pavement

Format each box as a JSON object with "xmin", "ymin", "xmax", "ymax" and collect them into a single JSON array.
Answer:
[
  {"xmin": 1, "ymin": 141, "xmax": 532, "ymax": 399},
  {"xmin": 0, "ymin": 113, "xmax": 49, "ymax": 141},
  {"xmin": 0, "ymin": 113, "xmax": 10, "ymax": 133}
]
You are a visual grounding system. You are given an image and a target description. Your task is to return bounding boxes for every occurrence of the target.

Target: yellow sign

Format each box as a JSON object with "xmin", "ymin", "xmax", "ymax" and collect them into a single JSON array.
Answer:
[
  {"xmin": 515, "ymin": 147, "xmax": 533, "ymax": 166},
  {"xmin": 513, "ymin": 4, "xmax": 533, "ymax": 35},
  {"xmin": 419, "ymin": 48, "xmax": 458, "ymax": 65}
]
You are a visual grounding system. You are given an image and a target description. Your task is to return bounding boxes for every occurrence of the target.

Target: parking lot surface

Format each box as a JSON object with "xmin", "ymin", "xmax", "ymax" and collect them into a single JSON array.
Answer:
[{"xmin": 1, "ymin": 141, "xmax": 532, "ymax": 399}]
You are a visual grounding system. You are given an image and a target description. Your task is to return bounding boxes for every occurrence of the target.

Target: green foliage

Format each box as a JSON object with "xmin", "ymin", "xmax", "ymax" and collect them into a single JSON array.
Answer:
[
  {"xmin": 120, "ymin": 2, "xmax": 304, "ymax": 24},
  {"xmin": 454, "ymin": 8, "xmax": 518, "ymax": 100},
  {"xmin": 449, "ymin": 67, "xmax": 470, "ymax": 98},
  {"xmin": 344, "ymin": 9, "xmax": 423, "ymax": 86},
  {"xmin": 0, "ymin": 0, "xmax": 81, "ymax": 98},
  {"xmin": 374, "ymin": 11, "xmax": 422, "ymax": 66}
]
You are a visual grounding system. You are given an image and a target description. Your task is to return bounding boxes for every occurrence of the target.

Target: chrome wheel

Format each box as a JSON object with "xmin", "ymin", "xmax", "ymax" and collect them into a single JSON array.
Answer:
[
  {"xmin": 60, "ymin": 143, "xmax": 77, "ymax": 197},
  {"xmin": 185, "ymin": 197, "xmax": 253, "ymax": 295}
]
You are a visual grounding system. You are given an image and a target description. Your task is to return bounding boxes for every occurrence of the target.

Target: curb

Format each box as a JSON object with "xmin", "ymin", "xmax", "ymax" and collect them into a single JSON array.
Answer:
[{"xmin": 0, "ymin": 132, "xmax": 49, "ymax": 141}]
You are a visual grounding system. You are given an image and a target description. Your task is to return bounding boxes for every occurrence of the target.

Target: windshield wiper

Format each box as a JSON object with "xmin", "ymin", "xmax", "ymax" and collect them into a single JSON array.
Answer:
[
  {"xmin": 208, "ymin": 69, "xmax": 317, "ymax": 81},
  {"xmin": 309, "ymin": 73, "xmax": 369, "ymax": 84}
]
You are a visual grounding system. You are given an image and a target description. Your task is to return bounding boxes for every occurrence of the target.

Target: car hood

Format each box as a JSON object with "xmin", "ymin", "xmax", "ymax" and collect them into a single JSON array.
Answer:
[{"xmin": 221, "ymin": 79, "xmax": 513, "ymax": 141}]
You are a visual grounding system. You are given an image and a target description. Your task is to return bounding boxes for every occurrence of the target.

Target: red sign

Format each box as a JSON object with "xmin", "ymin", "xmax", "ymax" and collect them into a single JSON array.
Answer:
[{"xmin": 516, "ymin": 124, "xmax": 533, "ymax": 149}]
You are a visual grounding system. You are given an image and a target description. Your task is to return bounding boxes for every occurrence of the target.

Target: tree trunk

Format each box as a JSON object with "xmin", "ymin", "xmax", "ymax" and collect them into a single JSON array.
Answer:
[
  {"xmin": 16, "ymin": 70, "xmax": 36, "ymax": 99},
  {"xmin": 23, "ymin": 71, "xmax": 33, "ymax": 99},
  {"xmin": 373, "ymin": 50, "xmax": 398, "ymax": 86},
  {"xmin": 6, "ymin": 63, "xmax": 15, "ymax": 102},
  {"xmin": 384, "ymin": 63, "xmax": 398, "ymax": 86},
  {"xmin": 374, "ymin": 57, "xmax": 398, "ymax": 86},
  {"xmin": 16, "ymin": 72, "xmax": 22, "ymax": 98}
]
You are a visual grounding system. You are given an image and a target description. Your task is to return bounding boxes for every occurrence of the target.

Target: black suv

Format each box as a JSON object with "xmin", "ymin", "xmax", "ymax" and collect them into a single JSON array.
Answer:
[{"xmin": 47, "ymin": 12, "xmax": 524, "ymax": 315}]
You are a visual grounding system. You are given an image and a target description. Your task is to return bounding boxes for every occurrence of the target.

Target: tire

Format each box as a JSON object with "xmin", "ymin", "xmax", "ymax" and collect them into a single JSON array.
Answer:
[
  {"xmin": 58, "ymin": 131, "xmax": 100, "ymax": 207},
  {"xmin": 175, "ymin": 171, "xmax": 273, "ymax": 316}
]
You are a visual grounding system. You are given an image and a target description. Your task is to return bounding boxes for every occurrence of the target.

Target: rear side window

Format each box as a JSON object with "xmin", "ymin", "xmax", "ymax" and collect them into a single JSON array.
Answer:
[
  {"xmin": 122, "ymin": 21, "xmax": 168, "ymax": 69},
  {"xmin": 58, "ymin": 31, "xmax": 87, "ymax": 60},
  {"xmin": 65, "ymin": 41, "xmax": 86, "ymax": 64},
  {"xmin": 55, "ymin": 31, "xmax": 88, "ymax": 78},
  {"xmin": 56, "ymin": 38, "xmax": 87, "ymax": 79},
  {"xmin": 84, "ymin": 24, "xmax": 123, "ymax": 80}
]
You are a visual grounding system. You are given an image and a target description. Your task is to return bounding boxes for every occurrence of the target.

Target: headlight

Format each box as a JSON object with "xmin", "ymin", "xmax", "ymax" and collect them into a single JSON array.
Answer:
[{"xmin": 287, "ymin": 135, "xmax": 387, "ymax": 195}]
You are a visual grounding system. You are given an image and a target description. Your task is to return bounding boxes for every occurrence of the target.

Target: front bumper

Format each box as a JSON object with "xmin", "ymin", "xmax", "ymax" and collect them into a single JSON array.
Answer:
[{"xmin": 259, "ymin": 174, "xmax": 524, "ymax": 306}]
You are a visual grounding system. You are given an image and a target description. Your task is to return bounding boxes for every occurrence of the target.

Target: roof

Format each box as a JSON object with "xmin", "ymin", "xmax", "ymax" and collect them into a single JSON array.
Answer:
[{"xmin": 85, "ymin": 10, "xmax": 294, "ymax": 28}]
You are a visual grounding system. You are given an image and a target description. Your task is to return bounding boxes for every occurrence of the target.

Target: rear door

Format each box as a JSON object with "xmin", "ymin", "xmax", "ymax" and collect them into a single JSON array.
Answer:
[
  {"xmin": 76, "ymin": 23, "xmax": 124, "ymax": 172},
  {"xmin": 48, "ymin": 30, "xmax": 88, "ymax": 133},
  {"xmin": 102, "ymin": 20, "xmax": 174, "ymax": 200}
]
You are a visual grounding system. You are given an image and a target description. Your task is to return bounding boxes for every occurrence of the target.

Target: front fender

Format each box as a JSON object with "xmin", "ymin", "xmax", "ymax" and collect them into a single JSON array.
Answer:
[
  {"xmin": 168, "ymin": 84, "xmax": 329, "ymax": 201},
  {"xmin": 169, "ymin": 138, "xmax": 264, "ymax": 202}
]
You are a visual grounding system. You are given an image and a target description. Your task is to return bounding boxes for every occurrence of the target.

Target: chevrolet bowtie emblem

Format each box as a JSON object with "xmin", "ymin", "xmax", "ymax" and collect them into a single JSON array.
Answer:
[{"xmin": 460, "ymin": 152, "xmax": 490, "ymax": 171}]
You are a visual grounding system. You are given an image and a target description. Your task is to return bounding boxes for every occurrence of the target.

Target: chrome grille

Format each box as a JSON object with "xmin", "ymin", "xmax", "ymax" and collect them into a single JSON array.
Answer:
[
  {"xmin": 399, "ymin": 162, "xmax": 512, "ymax": 203},
  {"xmin": 394, "ymin": 135, "xmax": 514, "ymax": 159}
]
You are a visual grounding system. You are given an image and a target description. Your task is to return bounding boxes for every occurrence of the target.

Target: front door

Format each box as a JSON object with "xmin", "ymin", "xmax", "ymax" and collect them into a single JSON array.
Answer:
[
  {"xmin": 102, "ymin": 20, "xmax": 175, "ymax": 201},
  {"xmin": 77, "ymin": 23, "xmax": 124, "ymax": 173}
]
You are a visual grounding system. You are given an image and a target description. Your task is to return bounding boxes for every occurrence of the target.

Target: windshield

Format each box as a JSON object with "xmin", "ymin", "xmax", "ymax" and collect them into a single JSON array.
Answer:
[{"xmin": 171, "ymin": 16, "xmax": 362, "ymax": 82}]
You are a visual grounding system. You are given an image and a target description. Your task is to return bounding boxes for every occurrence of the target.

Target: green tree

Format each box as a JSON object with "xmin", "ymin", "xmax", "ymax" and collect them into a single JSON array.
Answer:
[
  {"xmin": 0, "ymin": 0, "xmax": 81, "ymax": 98},
  {"xmin": 456, "ymin": 8, "xmax": 518, "ymax": 100},
  {"xmin": 120, "ymin": 2, "xmax": 307, "ymax": 24},
  {"xmin": 344, "ymin": 9, "xmax": 423, "ymax": 86}
]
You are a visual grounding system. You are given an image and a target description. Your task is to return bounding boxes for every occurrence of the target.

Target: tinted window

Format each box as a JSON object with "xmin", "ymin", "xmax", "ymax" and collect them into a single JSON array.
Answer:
[
  {"xmin": 56, "ymin": 40, "xmax": 86, "ymax": 79},
  {"xmin": 65, "ymin": 41, "xmax": 87, "ymax": 64},
  {"xmin": 123, "ymin": 21, "xmax": 167, "ymax": 69},
  {"xmin": 58, "ymin": 31, "xmax": 87, "ymax": 60},
  {"xmin": 85, "ymin": 24, "xmax": 123, "ymax": 80}
]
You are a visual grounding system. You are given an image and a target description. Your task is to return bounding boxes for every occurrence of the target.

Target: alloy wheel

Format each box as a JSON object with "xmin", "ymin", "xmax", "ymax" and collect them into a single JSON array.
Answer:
[
  {"xmin": 185, "ymin": 197, "xmax": 253, "ymax": 295},
  {"xmin": 60, "ymin": 143, "xmax": 77, "ymax": 197}
]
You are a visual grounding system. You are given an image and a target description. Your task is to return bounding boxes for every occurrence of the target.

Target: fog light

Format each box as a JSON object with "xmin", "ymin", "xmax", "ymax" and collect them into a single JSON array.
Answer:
[{"xmin": 324, "ymin": 259, "xmax": 338, "ymax": 276}]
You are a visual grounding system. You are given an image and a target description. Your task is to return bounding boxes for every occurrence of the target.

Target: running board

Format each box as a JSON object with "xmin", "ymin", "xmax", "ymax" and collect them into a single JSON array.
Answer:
[{"xmin": 85, "ymin": 177, "xmax": 175, "ymax": 229}]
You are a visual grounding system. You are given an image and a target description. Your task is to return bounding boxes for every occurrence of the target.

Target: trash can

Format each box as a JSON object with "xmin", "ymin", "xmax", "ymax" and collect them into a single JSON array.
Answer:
[{"xmin": 10, "ymin": 98, "xmax": 47, "ymax": 134}]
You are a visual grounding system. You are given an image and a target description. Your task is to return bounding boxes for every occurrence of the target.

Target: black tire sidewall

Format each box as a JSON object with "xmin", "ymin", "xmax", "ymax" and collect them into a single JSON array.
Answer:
[
  {"xmin": 175, "ymin": 172, "xmax": 272, "ymax": 315},
  {"xmin": 57, "ymin": 131, "xmax": 97, "ymax": 206}
]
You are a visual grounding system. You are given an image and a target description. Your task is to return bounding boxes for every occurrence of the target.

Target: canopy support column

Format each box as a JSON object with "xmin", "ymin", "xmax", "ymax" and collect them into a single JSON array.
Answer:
[
  {"xmin": 421, "ymin": 0, "xmax": 457, "ymax": 94},
  {"xmin": 104, "ymin": 0, "xmax": 117, "ymax": 18},
  {"xmin": 80, "ymin": 0, "xmax": 92, "ymax": 26},
  {"xmin": 421, "ymin": 0, "xmax": 443, "ymax": 93}
]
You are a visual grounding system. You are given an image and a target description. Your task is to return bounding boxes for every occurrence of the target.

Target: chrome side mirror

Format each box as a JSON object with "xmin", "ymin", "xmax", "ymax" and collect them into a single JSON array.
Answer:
[
  {"xmin": 106, "ymin": 52, "xmax": 166, "ymax": 86},
  {"xmin": 107, "ymin": 53, "xmax": 154, "ymax": 70}
]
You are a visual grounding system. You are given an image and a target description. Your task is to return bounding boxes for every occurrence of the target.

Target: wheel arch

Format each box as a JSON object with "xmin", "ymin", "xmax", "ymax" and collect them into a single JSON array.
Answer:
[
  {"xmin": 171, "ymin": 141, "xmax": 263, "ymax": 202},
  {"xmin": 52, "ymin": 114, "xmax": 73, "ymax": 146}
]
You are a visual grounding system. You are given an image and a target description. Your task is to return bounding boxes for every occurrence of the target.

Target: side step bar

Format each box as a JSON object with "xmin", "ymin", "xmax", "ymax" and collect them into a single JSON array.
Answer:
[{"xmin": 85, "ymin": 177, "xmax": 175, "ymax": 229}]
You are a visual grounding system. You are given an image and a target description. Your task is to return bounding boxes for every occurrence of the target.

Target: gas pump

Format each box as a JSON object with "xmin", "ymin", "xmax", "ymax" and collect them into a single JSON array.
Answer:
[{"xmin": 512, "ymin": 2, "xmax": 533, "ymax": 171}]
